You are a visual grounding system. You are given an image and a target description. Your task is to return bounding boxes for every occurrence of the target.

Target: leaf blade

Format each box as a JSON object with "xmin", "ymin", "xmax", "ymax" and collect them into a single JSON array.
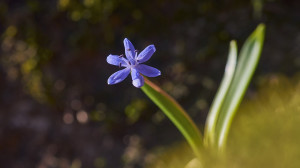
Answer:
[
  {"xmin": 204, "ymin": 40, "xmax": 237, "ymax": 148},
  {"xmin": 216, "ymin": 24, "xmax": 266, "ymax": 150}
]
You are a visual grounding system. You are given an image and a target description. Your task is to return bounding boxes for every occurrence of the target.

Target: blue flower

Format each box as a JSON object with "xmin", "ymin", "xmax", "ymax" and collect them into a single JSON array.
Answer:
[{"xmin": 107, "ymin": 38, "xmax": 161, "ymax": 88}]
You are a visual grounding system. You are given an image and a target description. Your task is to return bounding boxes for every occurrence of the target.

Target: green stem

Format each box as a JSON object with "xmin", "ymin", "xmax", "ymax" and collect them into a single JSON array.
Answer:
[{"xmin": 141, "ymin": 78, "xmax": 203, "ymax": 158}]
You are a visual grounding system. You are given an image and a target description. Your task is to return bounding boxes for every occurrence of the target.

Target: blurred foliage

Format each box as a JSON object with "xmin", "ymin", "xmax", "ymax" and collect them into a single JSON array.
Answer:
[
  {"xmin": 223, "ymin": 74, "xmax": 300, "ymax": 168},
  {"xmin": 146, "ymin": 142, "xmax": 194, "ymax": 168},
  {"xmin": 0, "ymin": 0, "xmax": 300, "ymax": 167},
  {"xmin": 147, "ymin": 74, "xmax": 300, "ymax": 168},
  {"xmin": 125, "ymin": 99, "xmax": 148, "ymax": 124}
]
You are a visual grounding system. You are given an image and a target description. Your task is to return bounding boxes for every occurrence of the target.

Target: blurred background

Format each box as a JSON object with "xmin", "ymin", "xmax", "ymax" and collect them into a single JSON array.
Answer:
[{"xmin": 0, "ymin": 0, "xmax": 300, "ymax": 168}]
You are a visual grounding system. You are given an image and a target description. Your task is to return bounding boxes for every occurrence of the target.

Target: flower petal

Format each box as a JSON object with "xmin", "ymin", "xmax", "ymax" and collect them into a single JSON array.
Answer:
[
  {"xmin": 106, "ymin": 54, "xmax": 128, "ymax": 67},
  {"xmin": 137, "ymin": 45, "xmax": 156, "ymax": 63},
  {"xmin": 135, "ymin": 64, "xmax": 161, "ymax": 77},
  {"xmin": 123, "ymin": 38, "xmax": 136, "ymax": 64},
  {"xmin": 131, "ymin": 68, "xmax": 144, "ymax": 88},
  {"xmin": 107, "ymin": 68, "xmax": 130, "ymax": 85}
]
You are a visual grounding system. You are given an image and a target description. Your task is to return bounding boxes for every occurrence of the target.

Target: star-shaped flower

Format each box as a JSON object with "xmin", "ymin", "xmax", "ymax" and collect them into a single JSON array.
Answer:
[{"xmin": 107, "ymin": 38, "xmax": 161, "ymax": 88}]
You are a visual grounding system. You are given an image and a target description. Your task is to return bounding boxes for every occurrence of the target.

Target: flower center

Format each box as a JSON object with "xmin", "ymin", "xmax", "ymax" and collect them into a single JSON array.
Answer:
[{"xmin": 129, "ymin": 50, "xmax": 139, "ymax": 68}]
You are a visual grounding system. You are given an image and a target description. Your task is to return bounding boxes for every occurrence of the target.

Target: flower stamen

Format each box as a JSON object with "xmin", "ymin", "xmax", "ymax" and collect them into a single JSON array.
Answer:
[{"xmin": 134, "ymin": 50, "xmax": 138, "ymax": 59}]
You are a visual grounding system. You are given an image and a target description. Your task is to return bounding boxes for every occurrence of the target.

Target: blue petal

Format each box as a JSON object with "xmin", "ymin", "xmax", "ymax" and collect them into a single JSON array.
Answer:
[
  {"xmin": 135, "ymin": 64, "xmax": 161, "ymax": 77},
  {"xmin": 107, "ymin": 68, "xmax": 130, "ymax": 85},
  {"xmin": 131, "ymin": 68, "xmax": 144, "ymax": 88},
  {"xmin": 106, "ymin": 54, "xmax": 128, "ymax": 67},
  {"xmin": 136, "ymin": 45, "xmax": 156, "ymax": 63},
  {"xmin": 123, "ymin": 38, "xmax": 136, "ymax": 64}
]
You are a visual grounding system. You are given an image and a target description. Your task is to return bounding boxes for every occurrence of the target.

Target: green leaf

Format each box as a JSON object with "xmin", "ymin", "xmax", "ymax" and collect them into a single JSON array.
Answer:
[
  {"xmin": 215, "ymin": 24, "xmax": 265, "ymax": 151},
  {"xmin": 141, "ymin": 78, "xmax": 203, "ymax": 158},
  {"xmin": 204, "ymin": 40, "xmax": 237, "ymax": 148}
]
